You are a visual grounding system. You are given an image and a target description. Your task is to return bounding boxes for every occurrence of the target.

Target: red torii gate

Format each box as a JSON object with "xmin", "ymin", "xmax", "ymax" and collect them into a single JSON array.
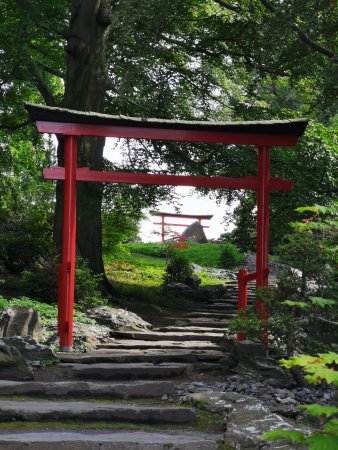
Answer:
[
  {"xmin": 151, "ymin": 211, "xmax": 213, "ymax": 242},
  {"xmin": 25, "ymin": 103, "xmax": 308, "ymax": 351}
]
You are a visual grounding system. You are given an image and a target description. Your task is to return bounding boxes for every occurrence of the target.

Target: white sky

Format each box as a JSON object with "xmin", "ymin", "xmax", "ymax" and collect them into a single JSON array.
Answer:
[{"xmin": 104, "ymin": 138, "xmax": 235, "ymax": 242}]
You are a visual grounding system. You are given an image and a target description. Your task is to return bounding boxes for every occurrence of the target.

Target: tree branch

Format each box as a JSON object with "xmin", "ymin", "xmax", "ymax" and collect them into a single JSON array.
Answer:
[
  {"xmin": 37, "ymin": 62, "xmax": 64, "ymax": 78},
  {"xmin": 29, "ymin": 58, "xmax": 57, "ymax": 106},
  {"xmin": 260, "ymin": 0, "xmax": 336, "ymax": 59}
]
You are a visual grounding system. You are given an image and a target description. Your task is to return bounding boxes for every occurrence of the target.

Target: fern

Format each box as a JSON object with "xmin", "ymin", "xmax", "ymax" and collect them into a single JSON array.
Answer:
[{"xmin": 264, "ymin": 352, "xmax": 338, "ymax": 448}]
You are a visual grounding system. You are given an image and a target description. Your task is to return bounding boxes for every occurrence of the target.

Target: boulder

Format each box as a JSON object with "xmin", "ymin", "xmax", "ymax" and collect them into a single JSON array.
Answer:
[
  {"xmin": 1, "ymin": 336, "xmax": 58, "ymax": 364},
  {"xmin": 185, "ymin": 274, "xmax": 201, "ymax": 289},
  {"xmin": 185, "ymin": 391, "xmax": 307, "ymax": 450},
  {"xmin": 162, "ymin": 282, "xmax": 194, "ymax": 297},
  {"xmin": 44, "ymin": 322, "xmax": 112, "ymax": 352},
  {"xmin": 192, "ymin": 284, "xmax": 228, "ymax": 300},
  {"xmin": 87, "ymin": 306, "xmax": 151, "ymax": 331},
  {"xmin": 0, "ymin": 339, "xmax": 33, "ymax": 380},
  {"xmin": 220, "ymin": 341, "xmax": 290, "ymax": 386},
  {"xmin": 0, "ymin": 306, "xmax": 42, "ymax": 341},
  {"xmin": 182, "ymin": 221, "xmax": 208, "ymax": 243}
]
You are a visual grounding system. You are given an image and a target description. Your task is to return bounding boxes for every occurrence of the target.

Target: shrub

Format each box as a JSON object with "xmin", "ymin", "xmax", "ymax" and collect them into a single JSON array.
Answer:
[
  {"xmin": 228, "ymin": 307, "xmax": 264, "ymax": 341},
  {"xmin": 22, "ymin": 254, "xmax": 106, "ymax": 310},
  {"xmin": 163, "ymin": 253, "xmax": 193, "ymax": 284},
  {"xmin": 0, "ymin": 234, "xmax": 50, "ymax": 275},
  {"xmin": 277, "ymin": 231, "xmax": 334, "ymax": 297},
  {"xmin": 75, "ymin": 258, "xmax": 106, "ymax": 310},
  {"xmin": 219, "ymin": 243, "xmax": 244, "ymax": 269}
]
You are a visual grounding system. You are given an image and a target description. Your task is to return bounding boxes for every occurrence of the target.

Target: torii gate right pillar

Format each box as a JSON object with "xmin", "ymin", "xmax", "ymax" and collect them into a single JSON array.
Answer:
[{"xmin": 256, "ymin": 146, "xmax": 270, "ymax": 343}]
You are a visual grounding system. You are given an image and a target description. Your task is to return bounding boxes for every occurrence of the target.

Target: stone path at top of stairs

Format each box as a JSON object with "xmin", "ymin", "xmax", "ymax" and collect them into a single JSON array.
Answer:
[{"xmin": 0, "ymin": 282, "xmax": 255, "ymax": 449}]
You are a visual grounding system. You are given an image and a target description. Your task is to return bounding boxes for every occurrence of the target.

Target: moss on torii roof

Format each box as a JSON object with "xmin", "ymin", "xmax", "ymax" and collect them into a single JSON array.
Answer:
[{"xmin": 25, "ymin": 103, "xmax": 308, "ymax": 137}]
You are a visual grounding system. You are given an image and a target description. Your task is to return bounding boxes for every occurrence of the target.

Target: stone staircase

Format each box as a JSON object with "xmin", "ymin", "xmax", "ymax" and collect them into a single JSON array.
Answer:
[{"xmin": 0, "ymin": 281, "xmax": 259, "ymax": 449}]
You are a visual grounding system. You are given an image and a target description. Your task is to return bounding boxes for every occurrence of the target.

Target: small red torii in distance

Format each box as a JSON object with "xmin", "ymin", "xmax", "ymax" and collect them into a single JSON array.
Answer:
[
  {"xmin": 151, "ymin": 211, "xmax": 213, "ymax": 242},
  {"xmin": 25, "ymin": 103, "xmax": 308, "ymax": 351}
]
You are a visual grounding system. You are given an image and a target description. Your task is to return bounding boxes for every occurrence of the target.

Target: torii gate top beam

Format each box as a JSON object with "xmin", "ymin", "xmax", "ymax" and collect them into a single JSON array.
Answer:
[
  {"xmin": 151, "ymin": 212, "xmax": 213, "ymax": 220},
  {"xmin": 25, "ymin": 103, "xmax": 308, "ymax": 147}
]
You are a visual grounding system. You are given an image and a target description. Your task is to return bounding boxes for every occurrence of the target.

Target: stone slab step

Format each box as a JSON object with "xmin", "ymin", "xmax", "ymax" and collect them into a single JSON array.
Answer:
[
  {"xmin": 154, "ymin": 326, "xmax": 228, "ymax": 333},
  {"xmin": 60, "ymin": 362, "xmax": 189, "ymax": 380},
  {"xmin": 0, "ymin": 431, "xmax": 220, "ymax": 450},
  {"xmin": 196, "ymin": 304, "xmax": 239, "ymax": 311},
  {"xmin": 111, "ymin": 331, "xmax": 224, "ymax": 342},
  {"xmin": 175, "ymin": 319, "xmax": 229, "ymax": 328},
  {"xmin": 207, "ymin": 298, "xmax": 255, "ymax": 304},
  {"xmin": 0, "ymin": 400, "xmax": 197, "ymax": 424},
  {"xmin": 0, "ymin": 380, "xmax": 175, "ymax": 399},
  {"xmin": 59, "ymin": 349, "xmax": 224, "ymax": 364},
  {"xmin": 182, "ymin": 312, "xmax": 235, "ymax": 319},
  {"xmin": 96, "ymin": 340, "xmax": 220, "ymax": 350}
]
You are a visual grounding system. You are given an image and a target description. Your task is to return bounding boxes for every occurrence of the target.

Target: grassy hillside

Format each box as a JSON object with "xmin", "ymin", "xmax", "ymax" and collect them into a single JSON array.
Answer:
[
  {"xmin": 104, "ymin": 242, "xmax": 238, "ymax": 302},
  {"xmin": 124, "ymin": 242, "xmax": 229, "ymax": 268}
]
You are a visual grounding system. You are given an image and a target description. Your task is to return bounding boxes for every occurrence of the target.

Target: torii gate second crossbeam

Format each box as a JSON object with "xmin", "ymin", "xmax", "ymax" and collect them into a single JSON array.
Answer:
[{"xmin": 25, "ymin": 103, "xmax": 308, "ymax": 351}]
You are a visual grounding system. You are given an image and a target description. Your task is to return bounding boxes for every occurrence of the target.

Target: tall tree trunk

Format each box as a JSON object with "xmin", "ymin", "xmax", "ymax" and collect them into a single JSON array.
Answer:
[{"xmin": 54, "ymin": 0, "xmax": 112, "ymax": 278}]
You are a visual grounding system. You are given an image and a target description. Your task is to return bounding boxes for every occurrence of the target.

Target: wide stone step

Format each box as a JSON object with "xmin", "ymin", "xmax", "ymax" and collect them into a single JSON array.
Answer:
[
  {"xmin": 0, "ymin": 400, "xmax": 197, "ymax": 424},
  {"xmin": 0, "ymin": 380, "xmax": 175, "ymax": 399},
  {"xmin": 196, "ymin": 304, "xmax": 238, "ymax": 311},
  {"xmin": 111, "ymin": 331, "xmax": 224, "ymax": 342},
  {"xmin": 60, "ymin": 362, "xmax": 189, "ymax": 380},
  {"xmin": 207, "ymin": 298, "xmax": 255, "ymax": 304},
  {"xmin": 0, "ymin": 431, "xmax": 219, "ymax": 450},
  {"xmin": 96, "ymin": 340, "xmax": 220, "ymax": 350},
  {"xmin": 182, "ymin": 312, "xmax": 235, "ymax": 319},
  {"xmin": 175, "ymin": 319, "xmax": 230, "ymax": 328},
  {"xmin": 58, "ymin": 349, "xmax": 224, "ymax": 364},
  {"xmin": 154, "ymin": 326, "xmax": 228, "ymax": 334}
]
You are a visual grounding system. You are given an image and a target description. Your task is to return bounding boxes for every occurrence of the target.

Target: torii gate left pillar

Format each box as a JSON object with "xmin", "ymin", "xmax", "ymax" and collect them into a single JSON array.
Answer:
[{"xmin": 59, "ymin": 136, "xmax": 77, "ymax": 351}]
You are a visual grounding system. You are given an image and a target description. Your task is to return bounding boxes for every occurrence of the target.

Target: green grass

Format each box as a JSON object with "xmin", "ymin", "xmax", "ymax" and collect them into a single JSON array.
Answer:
[
  {"xmin": 103, "ymin": 242, "xmax": 235, "ymax": 304},
  {"xmin": 0, "ymin": 295, "xmax": 95, "ymax": 326},
  {"xmin": 124, "ymin": 242, "xmax": 234, "ymax": 268}
]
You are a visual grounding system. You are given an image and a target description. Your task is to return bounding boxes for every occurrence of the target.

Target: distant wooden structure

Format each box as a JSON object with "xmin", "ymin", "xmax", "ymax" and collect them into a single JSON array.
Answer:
[{"xmin": 151, "ymin": 211, "xmax": 213, "ymax": 242}]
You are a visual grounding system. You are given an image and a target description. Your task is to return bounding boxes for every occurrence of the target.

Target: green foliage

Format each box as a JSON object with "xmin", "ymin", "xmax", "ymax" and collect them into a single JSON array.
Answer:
[
  {"xmin": 264, "ymin": 351, "xmax": 338, "ymax": 449},
  {"xmin": 309, "ymin": 297, "xmax": 336, "ymax": 308},
  {"xmin": 228, "ymin": 307, "xmax": 263, "ymax": 341},
  {"xmin": 234, "ymin": 270, "xmax": 337, "ymax": 356},
  {"xmin": 0, "ymin": 235, "xmax": 51, "ymax": 275},
  {"xmin": 0, "ymin": 127, "xmax": 54, "ymax": 275},
  {"xmin": 299, "ymin": 404, "xmax": 338, "ymax": 419},
  {"xmin": 163, "ymin": 253, "xmax": 193, "ymax": 284},
  {"xmin": 75, "ymin": 258, "xmax": 107, "ymax": 310},
  {"xmin": 0, "ymin": 296, "xmax": 93, "ymax": 327},
  {"xmin": 307, "ymin": 433, "xmax": 338, "ymax": 450},
  {"xmin": 22, "ymin": 255, "xmax": 106, "ymax": 311},
  {"xmin": 264, "ymin": 430, "xmax": 307, "ymax": 445},
  {"xmin": 219, "ymin": 243, "xmax": 244, "ymax": 269},
  {"xmin": 277, "ymin": 230, "xmax": 335, "ymax": 296},
  {"xmin": 279, "ymin": 353, "xmax": 338, "ymax": 386}
]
